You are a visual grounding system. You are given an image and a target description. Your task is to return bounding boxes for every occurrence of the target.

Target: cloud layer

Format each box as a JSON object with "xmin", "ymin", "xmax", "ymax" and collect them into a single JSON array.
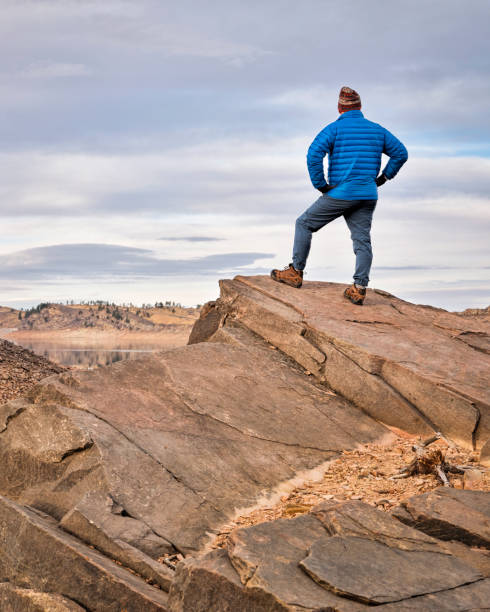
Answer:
[
  {"xmin": 0, "ymin": 0, "xmax": 488, "ymax": 309},
  {"xmin": 0, "ymin": 244, "xmax": 273, "ymax": 280}
]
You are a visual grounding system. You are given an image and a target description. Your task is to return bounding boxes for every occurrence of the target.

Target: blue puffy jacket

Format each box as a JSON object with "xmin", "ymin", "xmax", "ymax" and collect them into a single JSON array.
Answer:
[{"xmin": 307, "ymin": 110, "xmax": 408, "ymax": 201}]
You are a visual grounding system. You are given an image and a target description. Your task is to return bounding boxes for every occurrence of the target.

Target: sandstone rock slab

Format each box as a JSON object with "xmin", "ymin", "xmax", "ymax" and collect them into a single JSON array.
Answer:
[
  {"xmin": 0, "ymin": 584, "xmax": 84, "ymax": 612},
  {"xmin": 0, "ymin": 341, "xmax": 390, "ymax": 556},
  {"xmin": 168, "ymin": 549, "xmax": 292, "ymax": 612},
  {"xmin": 60, "ymin": 491, "xmax": 175, "ymax": 591},
  {"xmin": 392, "ymin": 487, "xmax": 490, "ymax": 548},
  {"xmin": 300, "ymin": 535, "xmax": 482, "ymax": 604},
  {"xmin": 171, "ymin": 499, "xmax": 489, "ymax": 611},
  {"xmin": 480, "ymin": 438, "xmax": 490, "ymax": 467},
  {"xmin": 199, "ymin": 276, "xmax": 490, "ymax": 448},
  {"xmin": 348, "ymin": 579, "xmax": 490, "ymax": 611},
  {"xmin": 0, "ymin": 495, "xmax": 169, "ymax": 611},
  {"xmin": 313, "ymin": 498, "xmax": 490, "ymax": 576},
  {"xmin": 227, "ymin": 514, "xmax": 355, "ymax": 610},
  {"xmin": 188, "ymin": 301, "xmax": 221, "ymax": 345},
  {"xmin": 312, "ymin": 498, "xmax": 446, "ymax": 552},
  {"xmin": 59, "ymin": 490, "xmax": 174, "ymax": 555}
]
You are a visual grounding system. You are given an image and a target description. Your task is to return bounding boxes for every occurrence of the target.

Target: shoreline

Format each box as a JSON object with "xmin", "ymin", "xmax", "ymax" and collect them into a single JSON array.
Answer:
[
  {"xmin": 0, "ymin": 328, "xmax": 193, "ymax": 354},
  {"xmin": 0, "ymin": 327, "xmax": 193, "ymax": 341}
]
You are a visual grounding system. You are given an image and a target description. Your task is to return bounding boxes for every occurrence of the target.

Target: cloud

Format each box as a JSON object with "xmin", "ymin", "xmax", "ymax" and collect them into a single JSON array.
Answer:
[
  {"xmin": 158, "ymin": 236, "xmax": 223, "ymax": 242},
  {"xmin": 265, "ymin": 76, "xmax": 490, "ymax": 141},
  {"xmin": 0, "ymin": 147, "xmax": 489, "ymax": 221},
  {"xmin": 0, "ymin": 243, "xmax": 274, "ymax": 281},
  {"xmin": 0, "ymin": 142, "xmax": 305, "ymax": 217},
  {"xmin": 403, "ymin": 287, "xmax": 490, "ymax": 304},
  {"xmin": 140, "ymin": 28, "xmax": 270, "ymax": 65},
  {"xmin": 20, "ymin": 61, "xmax": 92, "ymax": 79},
  {"xmin": 374, "ymin": 266, "xmax": 457, "ymax": 271},
  {"xmin": 1, "ymin": 1, "xmax": 269, "ymax": 73},
  {"xmin": 0, "ymin": 1, "xmax": 488, "ymax": 309},
  {"xmin": 0, "ymin": 1, "xmax": 488, "ymax": 150},
  {"xmin": 0, "ymin": 285, "xmax": 27, "ymax": 292}
]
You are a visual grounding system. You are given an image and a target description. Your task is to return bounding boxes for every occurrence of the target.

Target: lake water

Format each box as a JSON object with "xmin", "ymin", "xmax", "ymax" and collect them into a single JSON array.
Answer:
[
  {"xmin": 1, "ymin": 333, "xmax": 189, "ymax": 369},
  {"xmin": 25, "ymin": 344, "xmax": 158, "ymax": 368}
]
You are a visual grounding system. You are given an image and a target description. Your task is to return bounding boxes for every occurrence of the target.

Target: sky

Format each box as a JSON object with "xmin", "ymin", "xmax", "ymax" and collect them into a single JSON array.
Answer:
[{"xmin": 0, "ymin": 0, "xmax": 489, "ymax": 310}]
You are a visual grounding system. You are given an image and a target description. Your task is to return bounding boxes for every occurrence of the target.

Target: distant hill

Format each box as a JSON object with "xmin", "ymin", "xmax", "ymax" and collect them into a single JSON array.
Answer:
[{"xmin": 0, "ymin": 302, "xmax": 199, "ymax": 333}]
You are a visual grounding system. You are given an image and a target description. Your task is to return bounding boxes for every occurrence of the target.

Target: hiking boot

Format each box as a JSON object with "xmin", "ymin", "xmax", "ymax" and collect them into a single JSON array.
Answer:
[
  {"xmin": 344, "ymin": 284, "xmax": 366, "ymax": 305},
  {"xmin": 270, "ymin": 264, "xmax": 303, "ymax": 288}
]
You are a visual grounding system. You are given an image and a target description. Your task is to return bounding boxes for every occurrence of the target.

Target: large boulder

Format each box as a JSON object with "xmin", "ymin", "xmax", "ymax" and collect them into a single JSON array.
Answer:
[{"xmin": 191, "ymin": 276, "xmax": 490, "ymax": 449}]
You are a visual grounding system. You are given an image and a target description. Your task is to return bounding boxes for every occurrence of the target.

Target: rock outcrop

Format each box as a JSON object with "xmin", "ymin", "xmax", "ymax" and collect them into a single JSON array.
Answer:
[
  {"xmin": 191, "ymin": 276, "xmax": 490, "ymax": 450},
  {"xmin": 0, "ymin": 342, "xmax": 391, "ymax": 554},
  {"xmin": 0, "ymin": 318, "xmax": 392, "ymax": 607},
  {"xmin": 1, "ymin": 275, "xmax": 489, "ymax": 610}
]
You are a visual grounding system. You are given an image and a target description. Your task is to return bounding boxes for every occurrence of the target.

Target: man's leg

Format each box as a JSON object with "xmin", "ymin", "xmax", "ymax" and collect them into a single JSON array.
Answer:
[
  {"xmin": 271, "ymin": 194, "xmax": 347, "ymax": 288},
  {"xmin": 343, "ymin": 200, "xmax": 377, "ymax": 287},
  {"xmin": 292, "ymin": 194, "xmax": 346, "ymax": 271}
]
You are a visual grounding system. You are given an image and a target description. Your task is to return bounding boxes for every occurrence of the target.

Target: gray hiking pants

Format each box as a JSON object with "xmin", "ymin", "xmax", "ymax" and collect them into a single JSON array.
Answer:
[{"xmin": 292, "ymin": 194, "xmax": 377, "ymax": 287}]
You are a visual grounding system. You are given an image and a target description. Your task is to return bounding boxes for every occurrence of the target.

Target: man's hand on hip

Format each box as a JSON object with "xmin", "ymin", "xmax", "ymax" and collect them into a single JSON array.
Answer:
[
  {"xmin": 376, "ymin": 174, "xmax": 388, "ymax": 187},
  {"xmin": 318, "ymin": 184, "xmax": 333, "ymax": 194}
]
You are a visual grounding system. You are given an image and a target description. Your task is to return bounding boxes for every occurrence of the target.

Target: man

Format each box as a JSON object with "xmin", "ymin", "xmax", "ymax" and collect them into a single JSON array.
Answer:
[{"xmin": 271, "ymin": 86, "xmax": 408, "ymax": 305}]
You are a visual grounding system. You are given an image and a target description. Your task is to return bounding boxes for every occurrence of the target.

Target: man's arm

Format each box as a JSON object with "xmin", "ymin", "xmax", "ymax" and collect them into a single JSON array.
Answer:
[
  {"xmin": 307, "ymin": 124, "xmax": 336, "ymax": 191},
  {"xmin": 381, "ymin": 129, "xmax": 408, "ymax": 180}
]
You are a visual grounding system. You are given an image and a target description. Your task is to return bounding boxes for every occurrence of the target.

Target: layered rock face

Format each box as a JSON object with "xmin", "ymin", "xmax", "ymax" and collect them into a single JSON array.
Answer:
[
  {"xmin": 191, "ymin": 276, "xmax": 490, "ymax": 449},
  {"xmin": 1, "ymin": 276, "xmax": 489, "ymax": 610},
  {"xmin": 0, "ymin": 342, "xmax": 390, "ymax": 551},
  {"xmin": 0, "ymin": 321, "xmax": 391, "ymax": 609}
]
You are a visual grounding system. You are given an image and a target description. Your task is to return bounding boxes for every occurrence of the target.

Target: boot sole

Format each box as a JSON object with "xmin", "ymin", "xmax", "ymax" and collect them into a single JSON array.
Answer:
[{"xmin": 270, "ymin": 271, "xmax": 302, "ymax": 288}]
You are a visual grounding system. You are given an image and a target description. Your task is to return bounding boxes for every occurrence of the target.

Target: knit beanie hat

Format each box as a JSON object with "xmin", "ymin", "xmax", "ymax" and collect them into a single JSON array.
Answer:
[{"xmin": 338, "ymin": 86, "xmax": 361, "ymax": 112}]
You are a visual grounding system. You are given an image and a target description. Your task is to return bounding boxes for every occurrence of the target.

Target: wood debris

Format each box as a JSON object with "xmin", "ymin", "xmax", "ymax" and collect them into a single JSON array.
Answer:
[{"xmin": 390, "ymin": 433, "xmax": 469, "ymax": 487}]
